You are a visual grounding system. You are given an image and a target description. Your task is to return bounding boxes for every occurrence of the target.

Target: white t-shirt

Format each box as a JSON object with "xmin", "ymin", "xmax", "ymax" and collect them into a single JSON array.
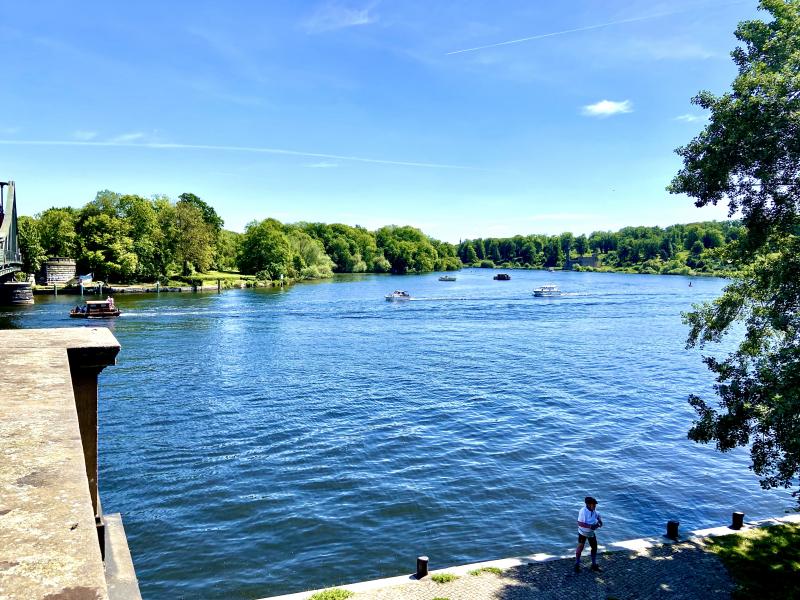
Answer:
[{"xmin": 577, "ymin": 506, "xmax": 600, "ymax": 536}]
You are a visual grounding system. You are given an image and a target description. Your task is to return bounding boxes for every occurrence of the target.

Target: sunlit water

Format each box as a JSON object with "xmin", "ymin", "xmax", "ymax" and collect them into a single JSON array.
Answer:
[{"xmin": 3, "ymin": 269, "xmax": 791, "ymax": 598}]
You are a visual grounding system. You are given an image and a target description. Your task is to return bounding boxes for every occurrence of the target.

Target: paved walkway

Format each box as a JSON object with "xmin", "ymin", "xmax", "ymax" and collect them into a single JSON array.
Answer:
[
  {"xmin": 347, "ymin": 540, "xmax": 732, "ymax": 600},
  {"xmin": 268, "ymin": 517, "xmax": 800, "ymax": 600}
]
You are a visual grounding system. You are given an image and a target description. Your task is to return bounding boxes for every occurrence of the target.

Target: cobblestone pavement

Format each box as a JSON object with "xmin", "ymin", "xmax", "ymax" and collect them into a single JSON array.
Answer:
[{"xmin": 348, "ymin": 540, "xmax": 733, "ymax": 600}]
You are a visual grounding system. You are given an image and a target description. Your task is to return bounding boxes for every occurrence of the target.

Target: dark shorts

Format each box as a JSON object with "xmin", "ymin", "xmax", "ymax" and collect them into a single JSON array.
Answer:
[{"xmin": 578, "ymin": 533, "xmax": 598, "ymax": 548}]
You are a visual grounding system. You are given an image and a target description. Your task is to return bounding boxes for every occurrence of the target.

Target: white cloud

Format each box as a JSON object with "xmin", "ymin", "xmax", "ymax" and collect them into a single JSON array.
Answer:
[
  {"xmin": 304, "ymin": 2, "xmax": 377, "ymax": 34},
  {"xmin": 674, "ymin": 113, "xmax": 706, "ymax": 123},
  {"xmin": 110, "ymin": 132, "xmax": 146, "ymax": 143},
  {"xmin": 581, "ymin": 99, "xmax": 633, "ymax": 117},
  {"xmin": 305, "ymin": 161, "xmax": 339, "ymax": 168},
  {"xmin": 73, "ymin": 130, "xmax": 97, "ymax": 140}
]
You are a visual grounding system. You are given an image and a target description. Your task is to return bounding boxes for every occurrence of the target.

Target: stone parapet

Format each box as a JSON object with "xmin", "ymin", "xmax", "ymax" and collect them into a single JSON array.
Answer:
[{"xmin": 0, "ymin": 328, "xmax": 139, "ymax": 600}]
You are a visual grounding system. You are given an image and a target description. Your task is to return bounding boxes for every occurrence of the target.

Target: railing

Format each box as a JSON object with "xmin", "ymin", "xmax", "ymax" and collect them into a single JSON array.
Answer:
[{"xmin": 1, "ymin": 249, "xmax": 22, "ymax": 266}]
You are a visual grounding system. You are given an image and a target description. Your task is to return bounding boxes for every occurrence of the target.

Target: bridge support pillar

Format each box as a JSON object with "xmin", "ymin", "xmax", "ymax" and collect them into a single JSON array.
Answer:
[{"xmin": 0, "ymin": 280, "xmax": 33, "ymax": 305}]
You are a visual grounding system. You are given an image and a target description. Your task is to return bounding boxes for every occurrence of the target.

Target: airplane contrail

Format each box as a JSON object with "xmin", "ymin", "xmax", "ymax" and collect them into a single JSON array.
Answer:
[
  {"xmin": 0, "ymin": 139, "xmax": 474, "ymax": 170},
  {"xmin": 446, "ymin": 13, "xmax": 671, "ymax": 55}
]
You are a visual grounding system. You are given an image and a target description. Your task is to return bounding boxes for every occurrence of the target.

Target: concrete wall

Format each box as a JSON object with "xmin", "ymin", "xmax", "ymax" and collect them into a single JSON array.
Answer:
[{"xmin": 40, "ymin": 257, "xmax": 77, "ymax": 285}]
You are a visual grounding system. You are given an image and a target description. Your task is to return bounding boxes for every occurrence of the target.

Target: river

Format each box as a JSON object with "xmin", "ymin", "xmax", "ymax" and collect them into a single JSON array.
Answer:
[{"xmin": 1, "ymin": 269, "xmax": 791, "ymax": 598}]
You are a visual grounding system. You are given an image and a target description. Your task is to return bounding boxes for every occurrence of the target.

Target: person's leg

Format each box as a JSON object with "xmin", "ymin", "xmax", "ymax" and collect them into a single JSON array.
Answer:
[
  {"xmin": 575, "ymin": 534, "xmax": 586, "ymax": 571},
  {"xmin": 589, "ymin": 536, "xmax": 599, "ymax": 570}
]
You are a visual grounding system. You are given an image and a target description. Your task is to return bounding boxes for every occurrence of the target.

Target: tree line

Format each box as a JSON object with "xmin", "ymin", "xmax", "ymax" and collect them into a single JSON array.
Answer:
[
  {"xmin": 17, "ymin": 190, "xmax": 462, "ymax": 283},
  {"xmin": 18, "ymin": 190, "xmax": 746, "ymax": 284},
  {"xmin": 18, "ymin": 189, "xmax": 747, "ymax": 283},
  {"xmin": 457, "ymin": 220, "xmax": 743, "ymax": 274}
]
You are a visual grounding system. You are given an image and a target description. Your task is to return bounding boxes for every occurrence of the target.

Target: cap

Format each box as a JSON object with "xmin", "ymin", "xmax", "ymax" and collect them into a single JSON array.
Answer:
[{"xmin": 585, "ymin": 496, "xmax": 598, "ymax": 505}]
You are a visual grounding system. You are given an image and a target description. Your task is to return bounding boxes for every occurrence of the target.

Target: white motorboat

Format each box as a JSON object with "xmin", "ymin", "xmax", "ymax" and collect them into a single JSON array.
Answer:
[
  {"xmin": 385, "ymin": 290, "xmax": 412, "ymax": 301},
  {"xmin": 533, "ymin": 284, "xmax": 562, "ymax": 297}
]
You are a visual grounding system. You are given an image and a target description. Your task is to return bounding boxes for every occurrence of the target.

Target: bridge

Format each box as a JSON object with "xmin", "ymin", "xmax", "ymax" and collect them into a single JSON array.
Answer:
[{"xmin": 0, "ymin": 180, "xmax": 23, "ymax": 280}]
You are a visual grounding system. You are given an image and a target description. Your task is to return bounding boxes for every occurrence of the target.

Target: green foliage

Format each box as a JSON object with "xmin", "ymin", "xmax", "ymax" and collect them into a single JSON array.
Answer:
[
  {"xmin": 216, "ymin": 229, "xmax": 242, "ymax": 271},
  {"xmin": 461, "ymin": 242, "xmax": 478, "ymax": 264},
  {"xmin": 375, "ymin": 225, "xmax": 444, "ymax": 274},
  {"xmin": 238, "ymin": 219, "xmax": 292, "ymax": 279},
  {"xmin": 479, "ymin": 259, "xmax": 495, "ymax": 268},
  {"xmin": 430, "ymin": 573, "xmax": 458, "ymax": 584},
  {"xmin": 575, "ymin": 234, "xmax": 589, "ymax": 256},
  {"xmin": 38, "ymin": 207, "xmax": 78, "ymax": 257},
  {"xmin": 671, "ymin": 0, "xmax": 800, "ymax": 503},
  {"xmin": 174, "ymin": 201, "xmax": 214, "ymax": 275},
  {"xmin": 468, "ymin": 566, "xmax": 503, "ymax": 576},
  {"xmin": 17, "ymin": 215, "xmax": 47, "ymax": 274},
  {"xmin": 75, "ymin": 192, "xmax": 138, "ymax": 281},
  {"xmin": 708, "ymin": 524, "xmax": 800, "ymax": 599},
  {"xmin": 178, "ymin": 192, "xmax": 224, "ymax": 233},
  {"xmin": 286, "ymin": 229, "xmax": 334, "ymax": 279},
  {"xmin": 458, "ymin": 220, "xmax": 741, "ymax": 274},
  {"xmin": 307, "ymin": 589, "xmax": 354, "ymax": 600},
  {"xmin": 119, "ymin": 194, "xmax": 164, "ymax": 280}
]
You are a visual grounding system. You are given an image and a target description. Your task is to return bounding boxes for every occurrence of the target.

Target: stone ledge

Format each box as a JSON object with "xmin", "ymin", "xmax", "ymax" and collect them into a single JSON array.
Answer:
[
  {"xmin": 104, "ymin": 514, "xmax": 141, "ymax": 600},
  {"xmin": 0, "ymin": 328, "xmax": 121, "ymax": 600}
]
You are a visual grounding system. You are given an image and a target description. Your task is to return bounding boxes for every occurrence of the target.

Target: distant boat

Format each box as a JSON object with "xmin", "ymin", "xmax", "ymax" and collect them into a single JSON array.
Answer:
[
  {"xmin": 493, "ymin": 273, "xmax": 511, "ymax": 281},
  {"xmin": 385, "ymin": 290, "xmax": 412, "ymax": 301},
  {"xmin": 547, "ymin": 267, "xmax": 555, "ymax": 272},
  {"xmin": 533, "ymin": 284, "xmax": 562, "ymax": 297},
  {"xmin": 77, "ymin": 273, "xmax": 93, "ymax": 285},
  {"xmin": 438, "ymin": 275, "xmax": 457, "ymax": 281},
  {"xmin": 69, "ymin": 297, "xmax": 121, "ymax": 318}
]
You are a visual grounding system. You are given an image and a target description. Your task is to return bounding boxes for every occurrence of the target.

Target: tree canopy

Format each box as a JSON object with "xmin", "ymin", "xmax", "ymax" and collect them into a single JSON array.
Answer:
[{"xmin": 669, "ymin": 0, "xmax": 800, "ymax": 504}]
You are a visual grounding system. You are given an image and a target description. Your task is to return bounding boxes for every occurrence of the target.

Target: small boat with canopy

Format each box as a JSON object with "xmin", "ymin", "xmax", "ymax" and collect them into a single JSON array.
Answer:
[{"xmin": 70, "ymin": 297, "xmax": 121, "ymax": 318}]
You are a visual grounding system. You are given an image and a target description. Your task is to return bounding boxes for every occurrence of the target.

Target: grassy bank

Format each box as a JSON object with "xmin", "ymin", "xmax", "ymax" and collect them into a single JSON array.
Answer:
[{"xmin": 708, "ymin": 522, "xmax": 800, "ymax": 599}]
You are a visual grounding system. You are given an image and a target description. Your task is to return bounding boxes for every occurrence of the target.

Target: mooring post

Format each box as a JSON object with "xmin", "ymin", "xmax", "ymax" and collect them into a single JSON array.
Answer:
[
  {"xmin": 80, "ymin": 283, "xmax": 83, "ymax": 296},
  {"xmin": 156, "ymin": 281, "xmax": 160, "ymax": 294},
  {"xmin": 217, "ymin": 279, "xmax": 221, "ymax": 293},
  {"xmin": 731, "ymin": 512, "xmax": 745, "ymax": 530},
  {"xmin": 416, "ymin": 556, "xmax": 429, "ymax": 579},
  {"xmin": 666, "ymin": 520, "xmax": 679, "ymax": 540},
  {"xmin": 53, "ymin": 283, "xmax": 57, "ymax": 296}
]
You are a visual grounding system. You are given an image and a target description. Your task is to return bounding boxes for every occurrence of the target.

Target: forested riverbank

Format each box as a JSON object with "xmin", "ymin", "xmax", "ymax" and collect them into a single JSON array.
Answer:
[{"xmin": 17, "ymin": 189, "xmax": 742, "ymax": 285}]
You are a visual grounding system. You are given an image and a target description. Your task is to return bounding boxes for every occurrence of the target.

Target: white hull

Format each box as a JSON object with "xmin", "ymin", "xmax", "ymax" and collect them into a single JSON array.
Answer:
[{"xmin": 533, "ymin": 284, "xmax": 561, "ymax": 297}]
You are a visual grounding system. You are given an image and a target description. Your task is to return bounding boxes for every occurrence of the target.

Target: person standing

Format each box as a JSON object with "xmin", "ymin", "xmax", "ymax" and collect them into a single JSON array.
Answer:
[{"xmin": 575, "ymin": 496, "xmax": 603, "ymax": 573}]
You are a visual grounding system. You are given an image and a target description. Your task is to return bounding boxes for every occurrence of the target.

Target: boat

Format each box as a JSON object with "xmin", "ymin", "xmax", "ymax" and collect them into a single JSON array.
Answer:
[
  {"xmin": 533, "ymin": 284, "xmax": 562, "ymax": 297},
  {"xmin": 385, "ymin": 290, "xmax": 412, "ymax": 301},
  {"xmin": 69, "ymin": 297, "xmax": 121, "ymax": 318},
  {"xmin": 493, "ymin": 273, "xmax": 511, "ymax": 280},
  {"xmin": 438, "ymin": 275, "xmax": 457, "ymax": 281}
]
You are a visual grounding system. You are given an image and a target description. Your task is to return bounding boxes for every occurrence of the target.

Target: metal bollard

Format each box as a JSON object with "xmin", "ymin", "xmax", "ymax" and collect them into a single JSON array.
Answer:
[
  {"xmin": 666, "ymin": 520, "xmax": 679, "ymax": 540},
  {"xmin": 416, "ymin": 556, "xmax": 429, "ymax": 579},
  {"xmin": 731, "ymin": 512, "xmax": 745, "ymax": 530}
]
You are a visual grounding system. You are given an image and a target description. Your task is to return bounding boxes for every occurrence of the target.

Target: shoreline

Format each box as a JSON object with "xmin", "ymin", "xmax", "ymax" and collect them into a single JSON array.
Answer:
[
  {"xmin": 262, "ymin": 513, "xmax": 800, "ymax": 600},
  {"xmin": 30, "ymin": 265, "xmax": 731, "ymax": 297}
]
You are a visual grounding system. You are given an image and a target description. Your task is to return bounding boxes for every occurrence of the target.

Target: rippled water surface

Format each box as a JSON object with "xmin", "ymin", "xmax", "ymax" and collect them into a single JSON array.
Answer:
[{"xmin": 4, "ymin": 270, "xmax": 791, "ymax": 598}]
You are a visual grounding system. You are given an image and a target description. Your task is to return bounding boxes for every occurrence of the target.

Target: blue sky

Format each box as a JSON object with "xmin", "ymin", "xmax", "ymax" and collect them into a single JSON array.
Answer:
[{"xmin": 1, "ymin": 0, "xmax": 758, "ymax": 242}]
